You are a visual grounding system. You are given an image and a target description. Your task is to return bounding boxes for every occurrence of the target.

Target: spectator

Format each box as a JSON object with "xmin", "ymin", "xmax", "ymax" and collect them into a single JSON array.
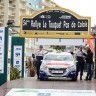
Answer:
[
  {"xmin": 75, "ymin": 45, "xmax": 86, "ymax": 80},
  {"xmin": 85, "ymin": 46, "xmax": 93, "ymax": 81}
]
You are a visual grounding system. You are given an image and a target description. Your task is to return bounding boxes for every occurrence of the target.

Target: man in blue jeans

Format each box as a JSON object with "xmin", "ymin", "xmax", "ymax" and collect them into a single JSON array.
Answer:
[
  {"xmin": 85, "ymin": 46, "xmax": 93, "ymax": 81},
  {"xmin": 35, "ymin": 45, "xmax": 45, "ymax": 79}
]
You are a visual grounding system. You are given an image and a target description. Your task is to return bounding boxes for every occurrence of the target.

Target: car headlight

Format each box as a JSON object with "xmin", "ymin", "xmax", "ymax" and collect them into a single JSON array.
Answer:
[
  {"xmin": 40, "ymin": 63, "xmax": 47, "ymax": 70},
  {"xmin": 67, "ymin": 65, "xmax": 76, "ymax": 71}
]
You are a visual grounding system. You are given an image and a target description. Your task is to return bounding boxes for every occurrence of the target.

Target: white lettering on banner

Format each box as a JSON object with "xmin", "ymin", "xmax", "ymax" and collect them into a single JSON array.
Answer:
[
  {"xmin": 23, "ymin": 20, "xmax": 30, "ymax": 26},
  {"xmin": 26, "ymin": 20, "xmax": 88, "ymax": 30},
  {"xmin": 49, "ymin": 20, "xmax": 62, "ymax": 30},
  {"xmin": 63, "ymin": 21, "xmax": 69, "ymax": 28},
  {"xmin": 43, "ymin": 21, "xmax": 47, "ymax": 28},
  {"xmin": 71, "ymin": 21, "xmax": 76, "ymax": 28},
  {"xmin": 78, "ymin": 21, "xmax": 88, "ymax": 28},
  {"xmin": 31, "ymin": 20, "xmax": 41, "ymax": 29}
]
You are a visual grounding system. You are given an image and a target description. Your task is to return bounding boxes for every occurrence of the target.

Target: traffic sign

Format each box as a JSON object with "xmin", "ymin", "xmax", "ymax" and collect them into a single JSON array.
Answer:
[{"xmin": 20, "ymin": 7, "xmax": 91, "ymax": 38}]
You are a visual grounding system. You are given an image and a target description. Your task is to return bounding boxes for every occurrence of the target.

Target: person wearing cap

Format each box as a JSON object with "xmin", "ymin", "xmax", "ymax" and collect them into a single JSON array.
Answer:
[
  {"xmin": 75, "ymin": 45, "xmax": 86, "ymax": 80},
  {"xmin": 35, "ymin": 45, "xmax": 45, "ymax": 79},
  {"xmin": 84, "ymin": 46, "xmax": 93, "ymax": 81}
]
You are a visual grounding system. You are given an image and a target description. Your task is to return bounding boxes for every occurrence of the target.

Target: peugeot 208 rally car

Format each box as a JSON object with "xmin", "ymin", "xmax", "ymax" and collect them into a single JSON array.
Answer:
[{"xmin": 39, "ymin": 52, "xmax": 76, "ymax": 80}]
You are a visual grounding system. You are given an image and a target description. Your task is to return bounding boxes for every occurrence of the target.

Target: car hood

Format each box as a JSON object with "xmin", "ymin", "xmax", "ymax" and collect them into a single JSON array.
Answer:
[{"xmin": 43, "ymin": 61, "xmax": 74, "ymax": 68}]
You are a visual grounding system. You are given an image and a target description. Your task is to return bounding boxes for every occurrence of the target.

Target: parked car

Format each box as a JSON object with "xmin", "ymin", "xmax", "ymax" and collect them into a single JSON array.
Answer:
[{"xmin": 39, "ymin": 52, "xmax": 76, "ymax": 80}]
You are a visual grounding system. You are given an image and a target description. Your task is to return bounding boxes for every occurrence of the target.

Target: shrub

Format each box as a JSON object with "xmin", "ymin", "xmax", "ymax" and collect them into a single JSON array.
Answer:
[{"xmin": 10, "ymin": 66, "xmax": 21, "ymax": 80}]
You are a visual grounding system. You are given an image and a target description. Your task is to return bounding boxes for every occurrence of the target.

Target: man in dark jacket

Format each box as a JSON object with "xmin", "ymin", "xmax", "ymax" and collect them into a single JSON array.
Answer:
[
  {"xmin": 85, "ymin": 46, "xmax": 93, "ymax": 81},
  {"xmin": 75, "ymin": 46, "xmax": 86, "ymax": 80}
]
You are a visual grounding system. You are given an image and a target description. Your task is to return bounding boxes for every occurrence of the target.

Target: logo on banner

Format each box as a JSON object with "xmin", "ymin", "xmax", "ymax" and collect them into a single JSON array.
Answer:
[
  {"xmin": 16, "ymin": 61, "xmax": 19, "ymax": 64},
  {"xmin": 0, "ymin": 29, "xmax": 3, "ymax": 33},
  {"xmin": 0, "ymin": 46, "xmax": 1, "ymax": 50},
  {"xmin": 0, "ymin": 52, "xmax": 2, "ymax": 59},
  {"xmin": 15, "ymin": 53, "xmax": 20, "ymax": 57},
  {"xmin": 16, "ymin": 48, "xmax": 21, "ymax": 50},
  {"xmin": 0, "ymin": 36, "xmax": 2, "ymax": 42}
]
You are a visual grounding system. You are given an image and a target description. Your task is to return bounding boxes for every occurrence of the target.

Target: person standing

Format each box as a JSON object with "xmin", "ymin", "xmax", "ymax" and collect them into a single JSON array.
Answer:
[
  {"xmin": 27, "ymin": 57, "xmax": 35, "ymax": 77},
  {"xmin": 75, "ymin": 46, "xmax": 86, "ymax": 80},
  {"xmin": 85, "ymin": 46, "xmax": 93, "ymax": 81},
  {"xmin": 35, "ymin": 45, "xmax": 45, "ymax": 79}
]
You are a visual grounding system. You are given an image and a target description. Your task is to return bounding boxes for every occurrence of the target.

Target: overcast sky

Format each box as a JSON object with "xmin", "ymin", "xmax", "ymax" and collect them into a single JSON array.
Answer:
[{"xmin": 54, "ymin": 0, "xmax": 96, "ymax": 26}]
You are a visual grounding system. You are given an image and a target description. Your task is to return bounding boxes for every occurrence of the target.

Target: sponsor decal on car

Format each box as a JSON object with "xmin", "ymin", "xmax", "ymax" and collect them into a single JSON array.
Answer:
[{"xmin": 46, "ymin": 62, "xmax": 70, "ymax": 66}]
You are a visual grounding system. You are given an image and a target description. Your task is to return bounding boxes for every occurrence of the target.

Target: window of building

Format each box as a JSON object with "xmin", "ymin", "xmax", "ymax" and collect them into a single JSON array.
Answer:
[
  {"xmin": 0, "ymin": 16, "xmax": 2, "ymax": 19},
  {"xmin": 9, "ymin": 1, "xmax": 13, "ymax": 4},
  {"xmin": 29, "ymin": 2, "xmax": 37, "ymax": 8},
  {"xmin": 42, "ymin": 6, "xmax": 45, "ymax": 9},
  {"xmin": 31, "ymin": 3, "xmax": 35, "ymax": 7},
  {"xmin": 20, "ymin": 10, "xmax": 26, "ymax": 16},
  {"xmin": 29, "ymin": 2, "xmax": 31, "ymax": 5},
  {"xmin": 42, "ymin": 0, "xmax": 45, "ymax": 3},
  {"xmin": 0, "ymin": 0, "xmax": 3, "ymax": 2},
  {"xmin": 35, "ymin": 5, "xmax": 38, "ymax": 8},
  {"xmin": 0, "ymin": 23, "xmax": 3, "ymax": 27}
]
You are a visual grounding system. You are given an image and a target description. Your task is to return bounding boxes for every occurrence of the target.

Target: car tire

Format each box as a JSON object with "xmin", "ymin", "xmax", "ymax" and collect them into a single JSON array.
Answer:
[
  {"xmin": 71, "ymin": 78, "xmax": 77, "ymax": 81},
  {"xmin": 40, "ymin": 78, "xmax": 44, "ymax": 81}
]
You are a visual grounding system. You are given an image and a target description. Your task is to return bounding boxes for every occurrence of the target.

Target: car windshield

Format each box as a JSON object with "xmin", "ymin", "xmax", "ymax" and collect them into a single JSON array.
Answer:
[{"xmin": 44, "ymin": 54, "xmax": 73, "ymax": 61}]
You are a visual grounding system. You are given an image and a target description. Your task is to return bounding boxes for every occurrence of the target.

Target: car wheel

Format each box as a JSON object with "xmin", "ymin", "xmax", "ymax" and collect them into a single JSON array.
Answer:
[{"xmin": 71, "ymin": 78, "xmax": 77, "ymax": 81}]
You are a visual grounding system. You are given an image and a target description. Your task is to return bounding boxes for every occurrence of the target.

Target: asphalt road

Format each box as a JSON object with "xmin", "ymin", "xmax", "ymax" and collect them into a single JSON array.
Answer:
[{"xmin": 0, "ymin": 76, "xmax": 96, "ymax": 96}]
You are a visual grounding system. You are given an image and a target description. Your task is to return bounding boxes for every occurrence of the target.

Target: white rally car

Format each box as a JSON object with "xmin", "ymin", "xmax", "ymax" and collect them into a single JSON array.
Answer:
[{"xmin": 39, "ymin": 52, "xmax": 76, "ymax": 80}]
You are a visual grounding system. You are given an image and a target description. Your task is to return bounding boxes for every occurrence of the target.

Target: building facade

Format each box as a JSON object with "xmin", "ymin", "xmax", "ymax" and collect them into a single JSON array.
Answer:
[
  {"xmin": 0, "ymin": 0, "xmax": 27, "ymax": 27},
  {"xmin": 42, "ymin": 0, "xmax": 56, "ymax": 8},
  {"xmin": 0, "ymin": 0, "xmax": 56, "ymax": 27},
  {"xmin": 0, "ymin": 0, "xmax": 57, "ymax": 55}
]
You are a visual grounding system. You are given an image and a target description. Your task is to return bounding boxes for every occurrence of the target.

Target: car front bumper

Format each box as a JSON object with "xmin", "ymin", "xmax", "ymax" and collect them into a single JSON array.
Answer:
[{"xmin": 39, "ymin": 70, "xmax": 76, "ymax": 80}]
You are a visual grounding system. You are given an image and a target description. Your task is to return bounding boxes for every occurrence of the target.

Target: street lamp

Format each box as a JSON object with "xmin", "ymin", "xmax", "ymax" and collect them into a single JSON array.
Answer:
[{"xmin": 7, "ymin": 20, "xmax": 14, "ymax": 26}]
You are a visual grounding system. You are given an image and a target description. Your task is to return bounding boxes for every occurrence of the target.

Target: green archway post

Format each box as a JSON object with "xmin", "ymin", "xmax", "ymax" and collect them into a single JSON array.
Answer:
[
  {"xmin": 0, "ymin": 27, "xmax": 8, "ymax": 86},
  {"xmin": 11, "ymin": 37, "xmax": 25, "ymax": 77},
  {"xmin": 0, "ymin": 26, "xmax": 25, "ymax": 86},
  {"xmin": 7, "ymin": 26, "xmax": 25, "ymax": 78}
]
